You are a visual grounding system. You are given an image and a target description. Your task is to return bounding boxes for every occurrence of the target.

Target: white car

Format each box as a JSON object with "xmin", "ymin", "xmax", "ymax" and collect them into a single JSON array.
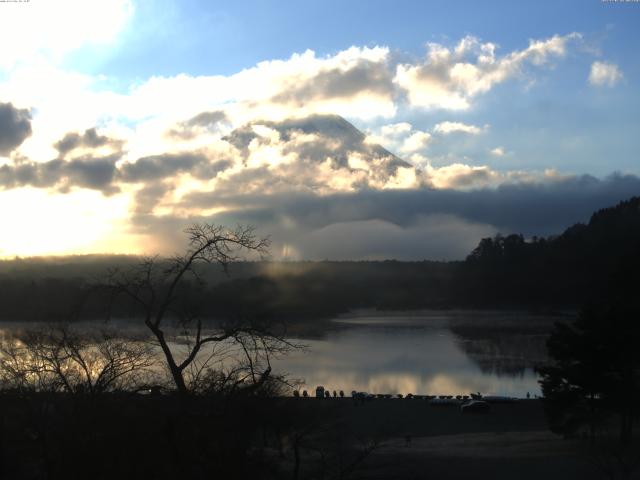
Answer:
[{"xmin": 461, "ymin": 400, "xmax": 490, "ymax": 413}]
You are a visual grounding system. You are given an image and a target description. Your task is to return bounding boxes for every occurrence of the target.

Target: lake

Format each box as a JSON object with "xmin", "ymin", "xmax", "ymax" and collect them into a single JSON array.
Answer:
[
  {"xmin": 272, "ymin": 310, "xmax": 563, "ymax": 398},
  {"xmin": 0, "ymin": 310, "xmax": 565, "ymax": 397}
]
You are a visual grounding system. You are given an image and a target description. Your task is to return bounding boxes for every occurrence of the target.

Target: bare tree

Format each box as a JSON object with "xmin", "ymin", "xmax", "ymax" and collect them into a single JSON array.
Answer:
[
  {"xmin": 102, "ymin": 223, "xmax": 297, "ymax": 395},
  {"xmin": 0, "ymin": 324, "xmax": 156, "ymax": 394}
]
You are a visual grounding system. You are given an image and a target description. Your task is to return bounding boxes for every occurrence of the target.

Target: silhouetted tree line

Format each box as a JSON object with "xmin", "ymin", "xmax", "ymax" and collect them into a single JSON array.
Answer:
[
  {"xmin": 0, "ymin": 196, "xmax": 639, "ymax": 324},
  {"xmin": 533, "ymin": 198, "xmax": 640, "ymax": 469},
  {"xmin": 0, "ymin": 261, "xmax": 457, "ymax": 323},
  {"xmin": 538, "ymin": 302, "xmax": 640, "ymax": 440},
  {"xmin": 461, "ymin": 196, "xmax": 640, "ymax": 308}
]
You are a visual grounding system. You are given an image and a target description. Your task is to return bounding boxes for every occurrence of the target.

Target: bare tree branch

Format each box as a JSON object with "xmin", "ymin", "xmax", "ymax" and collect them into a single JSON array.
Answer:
[{"xmin": 95, "ymin": 223, "xmax": 297, "ymax": 396}]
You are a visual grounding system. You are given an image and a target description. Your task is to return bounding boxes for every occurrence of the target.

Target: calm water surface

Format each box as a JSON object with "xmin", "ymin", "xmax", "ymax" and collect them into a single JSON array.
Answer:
[
  {"xmin": 0, "ymin": 310, "xmax": 562, "ymax": 397},
  {"xmin": 272, "ymin": 311, "xmax": 559, "ymax": 397}
]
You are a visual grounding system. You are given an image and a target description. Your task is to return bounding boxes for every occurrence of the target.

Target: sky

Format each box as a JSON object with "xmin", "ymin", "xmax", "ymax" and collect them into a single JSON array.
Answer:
[{"xmin": 0, "ymin": 0, "xmax": 639, "ymax": 259}]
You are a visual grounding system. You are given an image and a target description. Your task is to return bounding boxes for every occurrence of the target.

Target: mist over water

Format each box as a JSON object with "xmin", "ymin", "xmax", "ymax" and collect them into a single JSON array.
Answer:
[{"xmin": 274, "ymin": 311, "xmax": 555, "ymax": 397}]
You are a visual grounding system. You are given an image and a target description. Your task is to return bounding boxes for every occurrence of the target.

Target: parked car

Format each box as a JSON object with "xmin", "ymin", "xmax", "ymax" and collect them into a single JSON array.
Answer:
[{"xmin": 461, "ymin": 400, "xmax": 490, "ymax": 413}]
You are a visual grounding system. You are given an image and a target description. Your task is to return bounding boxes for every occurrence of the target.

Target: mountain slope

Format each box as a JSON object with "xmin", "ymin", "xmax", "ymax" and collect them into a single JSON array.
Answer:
[{"xmin": 223, "ymin": 113, "xmax": 411, "ymax": 175}]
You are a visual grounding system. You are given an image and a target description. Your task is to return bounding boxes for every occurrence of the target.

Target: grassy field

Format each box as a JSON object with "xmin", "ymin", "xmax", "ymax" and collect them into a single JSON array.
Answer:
[{"xmin": 286, "ymin": 398, "xmax": 607, "ymax": 480}]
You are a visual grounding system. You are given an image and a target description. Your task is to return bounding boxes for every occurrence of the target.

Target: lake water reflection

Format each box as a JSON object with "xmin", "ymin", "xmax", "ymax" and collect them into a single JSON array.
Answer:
[
  {"xmin": 0, "ymin": 311, "xmax": 562, "ymax": 397},
  {"xmin": 273, "ymin": 311, "xmax": 559, "ymax": 398}
]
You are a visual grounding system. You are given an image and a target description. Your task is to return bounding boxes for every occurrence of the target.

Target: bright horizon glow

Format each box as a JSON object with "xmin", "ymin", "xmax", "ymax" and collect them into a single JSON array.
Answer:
[{"xmin": 0, "ymin": 189, "xmax": 136, "ymax": 258}]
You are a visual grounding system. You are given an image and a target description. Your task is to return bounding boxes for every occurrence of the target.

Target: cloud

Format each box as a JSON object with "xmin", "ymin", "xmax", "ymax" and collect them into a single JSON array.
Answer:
[
  {"xmin": 434, "ymin": 121, "xmax": 485, "ymax": 135},
  {"xmin": 0, "ymin": 0, "xmax": 133, "ymax": 68},
  {"xmin": 589, "ymin": 61, "xmax": 623, "ymax": 87},
  {"xmin": 395, "ymin": 33, "xmax": 581, "ymax": 109},
  {"xmin": 185, "ymin": 111, "xmax": 228, "ymax": 128},
  {"xmin": 0, "ymin": 126, "xmax": 125, "ymax": 194},
  {"xmin": 166, "ymin": 111, "xmax": 229, "ymax": 140},
  {"xmin": 0, "ymin": 33, "xmax": 587, "ymax": 167},
  {"xmin": 119, "ymin": 152, "xmax": 210, "ymax": 183},
  {"xmin": 0, "ymin": 102, "xmax": 32, "ymax": 155},
  {"xmin": 0, "ymin": 155, "xmax": 120, "ymax": 194},
  {"xmin": 399, "ymin": 131, "xmax": 432, "ymax": 154},
  {"xmin": 0, "ymin": 115, "xmax": 419, "ymax": 216},
  {"xmin": 425, "ymin": 163, "xmax": 499, "ymax": 189},
  {"xmin": 0, "ymin": 22, "xmax": 625, "ymax": 258},
  {"xmin": 135, "ymin": 172, "xmax": 640, "ymax": 260},
  {"xmin": 270, "ymin": 47, "xmax": 395, "ymax": 109},
  {"xmin": 126, "ymin": 46, "xmax": 397, "ymax": 126},
  {"xmin": 9, "ymin": 32, "xmax": 577, "ymax": 148},
  {"xmin": 214, "ymin": 115, "xmax": 414, "ymax": 196},
  {"xmin": 490, "ymin": 147, "xmax": 505, "ymax": 156},
  {"xmin": 366, "ymin": 122, "xmax": 431, "ymax": 155},
  {"xmin": 54, "ymin": 128, "xmax": 124, "ymax": 157},
  {"xmin": 2, "ymin": 113, "xmax": 614, "ymax": 229},
  {"xmin": 2, "ymin": 111, "xmax": 632, "ymax": 260},
  {"xmin": 132, "ymin": 181, "xmax": 173, "ymax": 215},
  {"xmin": 297, "ymin": 216, "xmax": 496, "ymax": 260}
]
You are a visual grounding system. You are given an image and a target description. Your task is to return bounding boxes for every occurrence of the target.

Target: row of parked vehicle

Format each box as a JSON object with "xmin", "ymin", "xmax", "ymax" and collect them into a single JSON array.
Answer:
[{"xmin": 292, "ymin": 386, "xmax": 519, "ymax": 412}]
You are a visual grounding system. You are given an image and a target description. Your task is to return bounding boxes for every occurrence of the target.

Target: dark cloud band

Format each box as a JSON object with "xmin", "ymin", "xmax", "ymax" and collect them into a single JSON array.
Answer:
[
  {"xmin": 151, "ymin": 173, "xmax": 640, "ymax": 260},
  {"xmin": 0, "ymin": 102, "xmax": 32, "ymax": 156}
]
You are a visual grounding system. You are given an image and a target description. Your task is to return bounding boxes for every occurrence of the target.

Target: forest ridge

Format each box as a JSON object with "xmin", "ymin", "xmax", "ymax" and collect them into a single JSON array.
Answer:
[{"xmin": 0, "ymin": 196, "xmax": 638, "ymax": 323}]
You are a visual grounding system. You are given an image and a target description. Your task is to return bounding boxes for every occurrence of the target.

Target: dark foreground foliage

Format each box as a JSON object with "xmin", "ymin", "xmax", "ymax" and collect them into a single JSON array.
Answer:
[
  {"xmin": 538, "ymin": 302, "xmax": 640, "ymax": 443},
  {"xmin": 0, "ymin": 393, "xmax": 382, "ymax": 480},
  {"xmin": 534, "ymin": 199, "xmax": 640, "ymax": 478}
]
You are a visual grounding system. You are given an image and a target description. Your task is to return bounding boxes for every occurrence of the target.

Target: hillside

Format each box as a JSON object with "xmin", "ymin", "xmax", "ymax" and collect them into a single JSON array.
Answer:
[{"xmin": 459, "ymin": 196, "xmax": 640, "ymax": 307}]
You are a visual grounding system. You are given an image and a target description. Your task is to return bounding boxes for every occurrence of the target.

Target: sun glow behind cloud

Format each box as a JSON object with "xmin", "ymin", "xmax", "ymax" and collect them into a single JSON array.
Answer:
[
  {"xmin": 0, "ymin": 0, "xmax": 133, "ymax": 68},
  {"xmin": 0, "ymin": 189, "xmax": 135, "ymax": 257}
]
